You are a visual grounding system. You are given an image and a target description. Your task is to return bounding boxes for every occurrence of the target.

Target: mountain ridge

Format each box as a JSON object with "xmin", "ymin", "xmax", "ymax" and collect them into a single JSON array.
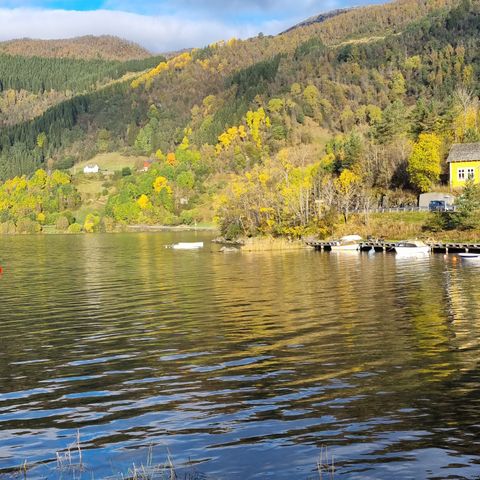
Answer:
[
  {"xmin": 0, "ymin": 35, "xmax": 152, "ymax": 61},
  {"xmin": 282, "ymin": 7, "xmax": 353, "ymax": 34}
]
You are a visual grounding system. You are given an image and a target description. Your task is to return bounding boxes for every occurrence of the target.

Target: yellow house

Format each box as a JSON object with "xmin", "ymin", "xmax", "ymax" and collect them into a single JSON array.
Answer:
[{"xmin": 448, "ymin": 143, "xmax": 480, "ymax": 189}]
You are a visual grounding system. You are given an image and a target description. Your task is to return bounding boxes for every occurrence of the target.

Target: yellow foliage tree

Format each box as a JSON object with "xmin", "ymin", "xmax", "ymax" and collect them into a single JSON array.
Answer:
[
  {"xmin": 36, "ymin": 132, "xmax": 47, "ymax": 149},
  {"xmin": 153, "ymin": 176, "xmax": 172, "ymax": 194},
  {"xmin": 30, "ymin": 169, "xmax": 47, "ymax": 188},
  {"xmin": 155, "ymin": 149, "xmax": 166, "ymax": 162},
  {"xmin": 407, "ymin": 133, "xmax": 442, "ymax": 193},
  {"xmin": 291, "ymin": 83, "xmax": 302, "ymax": 96},
  {"xmin": 246, "ymin": 107, "xmax": 270, "ymax": 149},
  {"xmin": 137, "ymin": 194, "xmax": 151, "ymax": 210},
  {"xmin": 50, "ymin": 170, "xmax": 70, "ymax": 186},
  {"xmin": 83, "ymin": 213, "xmax": 100, "ymax": 233},
  {"xmin": 455, "ymin": 106, "xmax": 479, "ymax": 142},
  {"xmin": 334, "ymin": 169, "xmax": 361, "ymax": 222},
  {"xmin": 131, "ymin": 52, "xmax": 192, "ymax": 89},
  {"xmin": 303, "ymin": 84, "xmax": 320, "ymax": 108},
  {"xmin": 216, "ymin": 126, "xmax": 247, "ymax": 154},
  {"xmin": 36, "ymin": 212, "xmax": 46, "ymax": 224}
]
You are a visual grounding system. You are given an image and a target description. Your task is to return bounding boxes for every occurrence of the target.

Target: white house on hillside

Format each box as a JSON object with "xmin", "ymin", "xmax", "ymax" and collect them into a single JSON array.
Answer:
[{"xmin": 83, "ymin": 164, "xmax": 100, "ymax": 174}]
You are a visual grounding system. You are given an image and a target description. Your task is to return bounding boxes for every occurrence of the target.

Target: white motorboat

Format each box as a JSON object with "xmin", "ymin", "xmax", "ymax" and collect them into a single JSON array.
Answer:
[
  {"xmin": 459, "ymin": 253, "xmax": 480, "ymax": 261},
  {"xmin": 171, "ymin": 242, "xmax": 204, "ymax": 250},
  {"xmin": 331, "ymin": 235, "xmax": 362, "ymax": 252},
  {"xmin": 394, "ymin": 240, "xmax": 430, "ymax": 256}
]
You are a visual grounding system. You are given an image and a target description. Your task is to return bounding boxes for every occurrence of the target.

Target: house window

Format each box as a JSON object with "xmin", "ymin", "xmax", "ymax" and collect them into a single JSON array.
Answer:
[
  {"xmin": 458, "ymin": 169, "xmax": 465, "ymax": 180},
  {"xmin": 468, "ymin": 168, "xmax": 475, "ymax": 179}
]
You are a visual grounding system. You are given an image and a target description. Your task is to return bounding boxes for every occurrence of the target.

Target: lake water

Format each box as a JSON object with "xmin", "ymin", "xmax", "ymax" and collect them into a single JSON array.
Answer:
[{"xmin": 1, "ymin": 233, "xmax": 480, "ymax": 479}]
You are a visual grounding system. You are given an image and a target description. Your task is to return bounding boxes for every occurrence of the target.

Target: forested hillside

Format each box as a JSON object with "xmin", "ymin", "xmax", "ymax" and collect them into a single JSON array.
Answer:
[
  {"xmin": 1, "ymin": 0, "xmax": 479, "ymax": 237},
  {"xmin": 0, "ymin": 54, "xmax": 166, "ymax": 94},
  {"xmin": 0, "ymin": 35, "xmax": 151, "ymax": 61},
  {"xmin": 0, "ymin": 53, "xmax": 165, "ymax": 128}
]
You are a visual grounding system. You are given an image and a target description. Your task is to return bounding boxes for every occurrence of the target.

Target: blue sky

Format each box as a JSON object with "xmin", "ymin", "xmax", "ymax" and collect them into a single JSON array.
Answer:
[{"xmin": 0, "ymin": 0, "xmax": 383, "ymax": 52}]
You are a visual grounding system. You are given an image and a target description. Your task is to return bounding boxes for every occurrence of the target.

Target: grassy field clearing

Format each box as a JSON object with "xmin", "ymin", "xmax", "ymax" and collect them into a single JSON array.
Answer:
[{"xmin": 71, "ymin": 152, "xmax": 149, "ymax": 174}]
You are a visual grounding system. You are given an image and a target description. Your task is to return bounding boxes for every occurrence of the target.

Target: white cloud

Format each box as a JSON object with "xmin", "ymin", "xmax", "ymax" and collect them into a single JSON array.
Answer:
[
  {"xmin": 103, "ymin": 0, "xmax": 329, "ymax": 17},
  {"xmin": 0, "ymin": 8, "xmax": 292, "ymax": 52}
]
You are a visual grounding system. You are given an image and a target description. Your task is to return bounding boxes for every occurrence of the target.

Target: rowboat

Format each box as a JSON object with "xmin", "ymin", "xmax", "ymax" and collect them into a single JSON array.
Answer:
[{"xmin": 171, "ymin": 242, "xmax": 204, "ymax": 250}]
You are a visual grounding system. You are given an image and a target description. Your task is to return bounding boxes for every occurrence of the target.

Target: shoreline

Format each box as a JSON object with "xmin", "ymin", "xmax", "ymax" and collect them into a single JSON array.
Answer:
[
  {"xmin": 0, "ymin": 223, "xmax": 220, "ymax": 235},
  {"xmin": 125, "ymin": 224, "xmax": 219, "ymax": 233},
  {"xmin": 3, "ymin": 223, "xmax": 480, "ymax": 248}
]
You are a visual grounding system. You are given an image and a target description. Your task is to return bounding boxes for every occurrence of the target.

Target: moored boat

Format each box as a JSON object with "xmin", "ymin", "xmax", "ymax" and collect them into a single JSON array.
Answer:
[
  {"xmin": 394, "ymin": 240, "xmax": 430, "ymax": 256},
  {"xmin": 171, "ymin": 242, "xmax": 204, "ymax": 250},
  {"xmin": 459, "ymin": 253, "xmax": 480, "ymax": 261},
  {"xmin": 331, "ymin": 235, "xmax": 362, "ymax": 251}
]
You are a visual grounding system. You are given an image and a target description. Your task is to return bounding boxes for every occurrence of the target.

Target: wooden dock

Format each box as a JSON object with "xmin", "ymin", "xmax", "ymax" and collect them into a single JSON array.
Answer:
[{"xmin": 306, "ymin": 240, "xmax": 480, "ymax": 254}]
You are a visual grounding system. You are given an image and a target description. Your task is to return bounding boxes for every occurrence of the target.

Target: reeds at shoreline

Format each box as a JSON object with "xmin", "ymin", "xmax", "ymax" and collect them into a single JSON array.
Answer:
[{"xmin": 1, "ymin": 432, "xmax": 335, "ymax": 480}]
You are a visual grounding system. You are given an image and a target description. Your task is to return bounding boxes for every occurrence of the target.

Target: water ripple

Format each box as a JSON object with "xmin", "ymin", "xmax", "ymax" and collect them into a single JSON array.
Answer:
[{"xmin": 1, "ymin": 233, "xmax": 480, "ymax": 479}]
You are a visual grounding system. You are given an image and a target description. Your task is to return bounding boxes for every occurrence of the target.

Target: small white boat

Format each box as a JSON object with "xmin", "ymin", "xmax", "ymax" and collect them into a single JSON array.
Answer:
[
  {"xmin": 394, "ymin": 240, "xmax": 430, "ymax": 256},
  {"xmin": 331, "ymin": 235, "xmax": 362, "ymax": 252},
  {"xmin": 171, "ymin": 242, "xmax": 204, "ymax": 250},
  {"xmin": 459, "ymin": 253, "xmax": 480, "ymax": 261}
]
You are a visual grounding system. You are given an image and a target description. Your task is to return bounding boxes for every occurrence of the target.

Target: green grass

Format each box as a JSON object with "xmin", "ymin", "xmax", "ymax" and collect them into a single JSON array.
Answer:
[
  {"xmin": 370, "ymin": 211, "xmax": 428, "ymax": 224},
  {"xmin": 334, "ymin": 211, "xmax": 429, "ymax": 241},
  {"xmin": 75, "ymin": 178, "xmax": 106, "ymax": 196},
  {"xmin": 72, "ymin": 152, "xmax": 149, "ymax": 174}
]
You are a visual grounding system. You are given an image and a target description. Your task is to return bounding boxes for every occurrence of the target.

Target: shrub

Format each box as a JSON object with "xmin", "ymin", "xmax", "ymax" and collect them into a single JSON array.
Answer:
[
  {"xmin": 423, "ymin": 212, "xmax": 447, "ymax": 232},
  {"xmin": 67, "ymin": 223, "xmax": 82, "ymax": 234},
  {"xmin": 102, "ymin": 216, "xmax": 116, "ymax": 233},
  {"xmin": 0, "ymin": 210, "xmax": 12, "ymax": 223},
  {"xmin": 424, "ymin": 180, "xmax": 480, "ymax": 232},
  {"xmin": 55, "ymin": 216, "xmax": 70, "ymax": 231},
  {"xmin": 62, "ymin": 211, "xmax": 75, "ymax": 225},
  {"xmin": 83, "ymin": 213, "xmax": 101, "ymax": 233},
  {"xmin": 16, "ymin": 218, "xmax": 41, "ymax": 234},
  {"xmin": 45, "ymin": 212, "xmax": 59, "ymax": 225},
  {"xmin": 36, "ymin": 212, "xmax": 46, "ymax": 225},
  {"xmin": 0, "ymin": 221, "xmax": 16, "ymax": 234},
  {"xmin": 180, "ymin": 210, "xmax": 195, "ymax": 225},
  {"xmin": 222, "ymin": 220, "xmax": 243, "ymax": 240}
]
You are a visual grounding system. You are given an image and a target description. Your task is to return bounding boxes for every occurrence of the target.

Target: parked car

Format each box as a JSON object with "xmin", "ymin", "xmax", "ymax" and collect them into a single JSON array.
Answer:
[{"xmin": 429, "ymin": 200, "xmax": 454, "ymax": 212}]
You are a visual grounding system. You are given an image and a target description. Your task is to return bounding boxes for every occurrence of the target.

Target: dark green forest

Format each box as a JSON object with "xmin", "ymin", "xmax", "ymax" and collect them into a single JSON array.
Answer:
[{"xmin": 0, "ymin": 54, "xmax": 166, "ymax": 93}]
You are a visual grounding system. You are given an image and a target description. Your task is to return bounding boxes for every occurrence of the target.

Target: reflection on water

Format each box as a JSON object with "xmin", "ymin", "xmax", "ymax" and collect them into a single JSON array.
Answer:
[{"xmin": 1, "ymin": 234, "xmax": 480, "ymax": 479}]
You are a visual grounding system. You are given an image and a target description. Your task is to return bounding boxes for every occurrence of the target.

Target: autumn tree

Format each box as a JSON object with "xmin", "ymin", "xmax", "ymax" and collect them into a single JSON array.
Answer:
[
  {"xmin": 83, "ymin": 213, "xmax": 101, "ymax": 233},
  {"xmin": 334, "ymin": 169, "xmax": 361, "ymax": 222},
  {"xmin": 407, "ymin": 133, "xmax": 442, "ymax": 192}
]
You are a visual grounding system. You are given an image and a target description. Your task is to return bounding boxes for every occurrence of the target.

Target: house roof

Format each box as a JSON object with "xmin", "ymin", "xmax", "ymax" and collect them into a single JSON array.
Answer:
[{"xmin": 447, "ymin": 143, "xmax": 480, "ymax": 163}]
